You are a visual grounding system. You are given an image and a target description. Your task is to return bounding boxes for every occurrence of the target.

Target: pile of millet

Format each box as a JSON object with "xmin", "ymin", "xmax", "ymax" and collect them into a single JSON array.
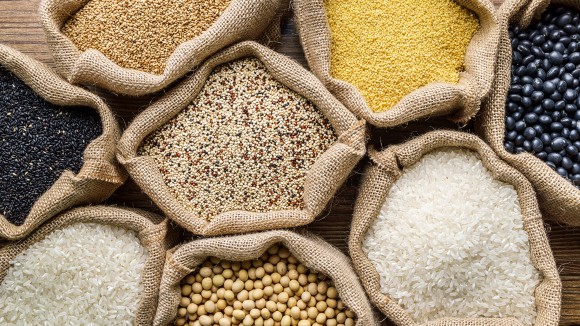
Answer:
[
  {"xmin": 139, "ymin": 58, "xmax": 337, "ymax": 220},
  {"xmin": 175, "ymin": 245, "xmax": 355, "ymax": 326},
  {"xmin": 324, "ymin": 0, "xmax": 479, "ymax": 112},
  {"xmin": 62, "ymin": 0, "xmax": 232, "ymax": 74},
  {"xmin": 0, "ymin": 66, "xmax": 102, "ymax": 225}
]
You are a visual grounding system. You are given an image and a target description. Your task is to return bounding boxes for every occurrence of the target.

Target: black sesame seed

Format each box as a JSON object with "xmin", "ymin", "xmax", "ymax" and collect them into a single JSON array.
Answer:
[{"xmin": 0, "ymin": 66, "xmax": 102, "ymax": 225}]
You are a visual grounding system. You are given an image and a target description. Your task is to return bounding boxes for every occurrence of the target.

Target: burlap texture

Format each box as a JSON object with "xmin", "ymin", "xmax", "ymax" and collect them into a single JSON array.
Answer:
[
  {"xmin": 0, "ymin": 205, "xmax": 171, "ymax": 326},
  {"xmin": 38, "ymin": 0, "xmax": 284, "ymax": 96},
  {"xmin": 0, "ymin": 45, "xmax": 125, "ymax": 241},
  {"xmin": 117, "ymin": 41, "xmax": 366, "ymax": 236},
  {"xmin": 292, "ymin": 0, "xmax": 500, "ymax": 128},
  {"xmin": 154, "ymin": 229, "xmax": 378, "ymax": 326},
  {"xmin": 349, "ymin": 131, "xmax": 561, "ymax": 326},
  {"xmin": 476, "ymin": 0, "xmax": 580, "ymax": 226}
]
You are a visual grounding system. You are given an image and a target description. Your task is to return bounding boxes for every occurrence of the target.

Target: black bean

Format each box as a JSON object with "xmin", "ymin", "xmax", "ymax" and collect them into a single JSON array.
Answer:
[
  {"xmin": 525, "ymin": 112, "xmax": 539, "ymax": 124},
  {"xmin": 515, "ymin": 120, "xmax": 527, "ymax": 131},
  {"xmin": 548, "ymin": 152, "xmax": 563, "ymax": 164},
  {"xmin": 564, "ymin": 88, "xmax": 578, "ymax": 100},
  {"xmin": 505, "ymin": 141, "xmax": 515, "ymax": 153},
  {"xmin": 533, "ymin": 78, "xmax": 543, "ymax": 89},
  {"xmin": 563, "ymin": 73, "xmax": 575, "ymax": 86},
  {"xmin": 539, "ymin": 114, "xmax": 553, "ymax": 124},
  {"xmin": 506, "ymin": 116, "xmax": 516, "ymax": 130},
  {"xmin": 523, "ymin": 55, "xmax": 535, "ymax": 66},
  {"xmin": 533, "ymin": 34, "xmax": 547, "ymax": 45},
  {"xmin": 558, "ymin": 14, "xmax": 572, "ymax": 27},
  {"xmin": 522, "ymin": 84, "xmax": 534, "ymax": 96},
  {"xmin": 554, "ymin": 42, "xmax": 566, "ymax": 53},
  {"xmin": 547, "ymin": 66, "xmax": 560, "ymax": 78},
  {"xmin": 551, "ymin": 121, "xmax": 565, "ymax": 132},
  {"xmin": 0, "ymin": 66, "xmax": 102, "ymax": 225},
  {"xmin": 532, "ymin": 138, "xmax": 544, "ymax": 152},
  {"xmin": 543, "ymin": 81, "xmax": 556, "ymax": 93},
  {"xmin": 557, "ymin": 80, "xmax": 568, "ymax": 92},
  {"xmin": 524, "ymin": 127, "xmax": 537, "ymax": 139},
  {"xmin": 552, "ymin": 136, "xmax": 568, "ymax": 150},
  {"xmin": 522, "ymin": 96, "xmax": 533, "ymax": 107},
  {"xmin": 506, "ymin": 130, "xmax": 518, "ymax": 141},
  {"xmin": 536, "ymin": 151, "xmax": 548, "ymax": 160},
  {"xmin": 563, "ymin": 156, "xmax": 575, "ymax": 169},
  {"xmin": 550, "ymin": 51, "xmax": 564, "ymax": 64},
  {"xmin": 531, "ymin": 91, "xmax": 545, "ymax": 101},
  {"xmin": 555, "ymin": 100, "xmax": 566, "ymax": 110},
  {"xmin": 542, "ymin": 98, "xmax": 555, "ymax": 110}
]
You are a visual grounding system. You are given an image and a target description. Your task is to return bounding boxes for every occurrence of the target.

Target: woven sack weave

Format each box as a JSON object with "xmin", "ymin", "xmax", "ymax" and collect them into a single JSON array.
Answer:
[
  {"xmin": 292, "ymin": 0, "xmax": 500, "ymax": 128},
  {"xmin": 0, "ymin": 205, "xmax": 171, "ymax": 326},
  {"xmin": 117, "ymin": 41, "xmax": 366, "ymax": 236},
  {"xmin": 349, "ymin": 130, "xmax": 561, "ymax": 326},
  {"xmin": 154, "ymin": 229, "xmax": 378, "ymax": 326},
  {"xmin": 38, "ymin": 0, "xmax": 284, "ymax": 96},
  {"xmin": 0, "ymin": 44, "xmax": 125, "ymax": 241},
  {"xmin": 476, "ymin": 0, "xmax": 580, "ymax": 226}
]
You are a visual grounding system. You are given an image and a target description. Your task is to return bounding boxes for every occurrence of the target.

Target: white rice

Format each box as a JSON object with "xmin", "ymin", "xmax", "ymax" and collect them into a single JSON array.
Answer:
[
  {"xmin": 362, "ymin": 148, "xmax": 541, "ymax": 325},
  {"xmin": 0, "ymin": 223, "xmax": 148, "ymax": 325}
]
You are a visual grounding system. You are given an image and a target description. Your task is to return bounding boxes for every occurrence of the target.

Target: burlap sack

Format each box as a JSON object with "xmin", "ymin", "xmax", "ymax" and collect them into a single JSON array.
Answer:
[
  {"xmin": 154, "ymin": 229, "xmax": 378, "ymax": 326},
  {"xmin": 117, "ymin": 41, "xmax": 366, "ymax": 236},
  {"xmin": 292, "ymin": 0, "xmax": 500, "ymax": 128},
  {"xmin": 349, "ymin": 131, "xmax": 561, "ymax": 326},
  {"xmin": 476, "ymin": 0, "xmax": 580, "ymax": 226},
  {"xmin": 0, "ymin": 205, "xmax": 171, "ymax": 326},
  {"xmin": 38, "ymin": 0, "xmax": 285, "ymax": 96},
  {"xmin": 0, "ymin": 44, "xmax": 125, "ymax": 241}
]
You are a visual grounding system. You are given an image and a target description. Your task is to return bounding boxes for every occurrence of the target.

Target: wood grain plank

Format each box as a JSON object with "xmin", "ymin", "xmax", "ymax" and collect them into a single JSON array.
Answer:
[{"xmin": 1, "ymin": 0, "xmax": 579, "ymax": 324}]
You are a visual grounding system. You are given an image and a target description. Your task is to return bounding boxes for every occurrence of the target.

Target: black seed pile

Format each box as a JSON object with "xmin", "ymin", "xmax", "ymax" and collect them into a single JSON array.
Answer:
[
  {"xmin": 506, "ymin": 5, "xmax": 580, "ymax": 188},
  {"xmin": 0, "ymin": 66, "xmax": 102, "ymax": 225}
]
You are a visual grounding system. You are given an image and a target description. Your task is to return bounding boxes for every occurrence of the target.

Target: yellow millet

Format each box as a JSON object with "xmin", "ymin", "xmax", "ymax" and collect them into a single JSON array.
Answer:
[
  {"xmin": 324, "ymin": 0, "xmax": 480, "ymax": 113},
  {"xmin": 62, "ymin": 0, "xmax": 231, "ymax": 74}
]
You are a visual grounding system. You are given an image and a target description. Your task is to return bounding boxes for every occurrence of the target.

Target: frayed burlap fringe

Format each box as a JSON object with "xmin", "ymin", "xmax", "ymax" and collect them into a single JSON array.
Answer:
[
  {"xmin": 293, "ymin": 0, "xmax": 500, "ymax": 128},
  {"xmin": 0, "ymin": 205, "xmax": 172, "ymax": 326},
  {"xmin": 154, "ymin": 229, "xmax": 378, "ymax": 326},
  {"xmin": 476, "ymin": 0, "xmax": 580, "ymax": 226},
  {"xmin": 349, "ymin": 130, "xmax": 561, "ymax": 326},
  {"xmin": 117, "ymin": 41, "xmax": 366, "ymax": 236},
  {"xmin": 0, "ymin": 45, "xmax": 125, "ymax": 241},
  {"xmin": 39, "ymin": 0, "xmax": 284, "ymax": 96}
]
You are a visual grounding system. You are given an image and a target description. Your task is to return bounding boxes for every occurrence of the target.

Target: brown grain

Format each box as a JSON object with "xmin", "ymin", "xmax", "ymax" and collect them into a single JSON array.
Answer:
[{"xmin": 62, "ymin": 0, "xmax": 231, "ymax": 74}]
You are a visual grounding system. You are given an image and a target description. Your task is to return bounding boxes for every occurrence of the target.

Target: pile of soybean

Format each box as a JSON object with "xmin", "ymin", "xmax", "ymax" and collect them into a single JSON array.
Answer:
[
  {"xmin": 0, "ymin": 66, "xmax": 102, "ymax": 225},
  {"xmin": 324, "ymin": 0, "xmax": 479, "ymax": 112},
  {"xmin": 175, "ymin": 245, "xmax": 355, "ymax": 326},
  {"xmin": 506, "ymin": 5, "xmax": 580, "ymax": 187}
]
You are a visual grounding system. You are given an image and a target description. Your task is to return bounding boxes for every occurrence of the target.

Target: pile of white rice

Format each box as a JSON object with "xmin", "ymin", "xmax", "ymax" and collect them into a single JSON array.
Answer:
[
  {"xmin": 362, "ymin": 148, "xmax": 541, "ymax": 325},
  {"xmin": 0, "ymin": 223, "xmax": 148, "ymax": 325}
]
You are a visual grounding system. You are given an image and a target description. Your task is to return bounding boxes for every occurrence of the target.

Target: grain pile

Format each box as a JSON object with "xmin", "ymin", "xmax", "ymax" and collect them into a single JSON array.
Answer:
[
  {"xmin": 505, "ymin": 5, "xmax": 580, "ymax": 188},
  {"xmin": 138, "ymin": 58, "xmax": 337, "ymax": 220},
  {"xmin": 62, "ymin": 0, "xmax": 232, "ymax": 74},
  {"xmin": 324, "ymin": 0, "xmax": 479, "ymax": 113},
  {"xmin": 0, "ymin": 223, "xmax": 148, "ymax": 324},
  {"xmin": 362, "ymin": 149, "xmax": 540, "ymax": 325},
  {"xmin": 0, "ymin": 65, "xmax": 102, "ymax": 225},
  {"xmin": 175, "ymin": 244, "xmax": 355, "ymax": 326}
]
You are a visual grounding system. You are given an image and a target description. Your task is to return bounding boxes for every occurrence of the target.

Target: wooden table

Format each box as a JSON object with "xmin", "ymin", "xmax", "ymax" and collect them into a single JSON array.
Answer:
[{"xmin": 1, "ymin": 0, "xmax": 579, "ymax": 324}]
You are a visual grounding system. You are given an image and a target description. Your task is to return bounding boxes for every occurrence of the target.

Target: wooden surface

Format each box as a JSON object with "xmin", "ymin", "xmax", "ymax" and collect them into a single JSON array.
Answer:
[{"xmin": 1, "ymin": 0, "xmax": 580, "ymax": 324}]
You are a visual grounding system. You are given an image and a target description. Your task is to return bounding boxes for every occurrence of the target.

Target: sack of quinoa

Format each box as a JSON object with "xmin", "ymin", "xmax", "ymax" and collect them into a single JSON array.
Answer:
[
  {"xmin": 38, "ymin": 0, "xmax": 285, "ymax": 96},
  {"xmin": 154, "ymin": 229, "xmax": 377, "ymax": 326},
  {"xmin": 476, "ymin": 0, "xmax": 580, "ymax": 225},
  {"xmin": 0, "ymin": 44, "xmax": 125, "ymax": 241},
  {"xmin": 117, "ymin": 41, "xmax": 366, "ymax": 236},
  {"xmin": 292, "ymin": 0, "xmax": 500, "ymax": 128},
  {"xmin": 349, "ymin": 130, "xmax": 561, "ymax": 326},
  {"xmin": 0, "ymin": 206, "xmax": 171, "ymax": 325}
]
